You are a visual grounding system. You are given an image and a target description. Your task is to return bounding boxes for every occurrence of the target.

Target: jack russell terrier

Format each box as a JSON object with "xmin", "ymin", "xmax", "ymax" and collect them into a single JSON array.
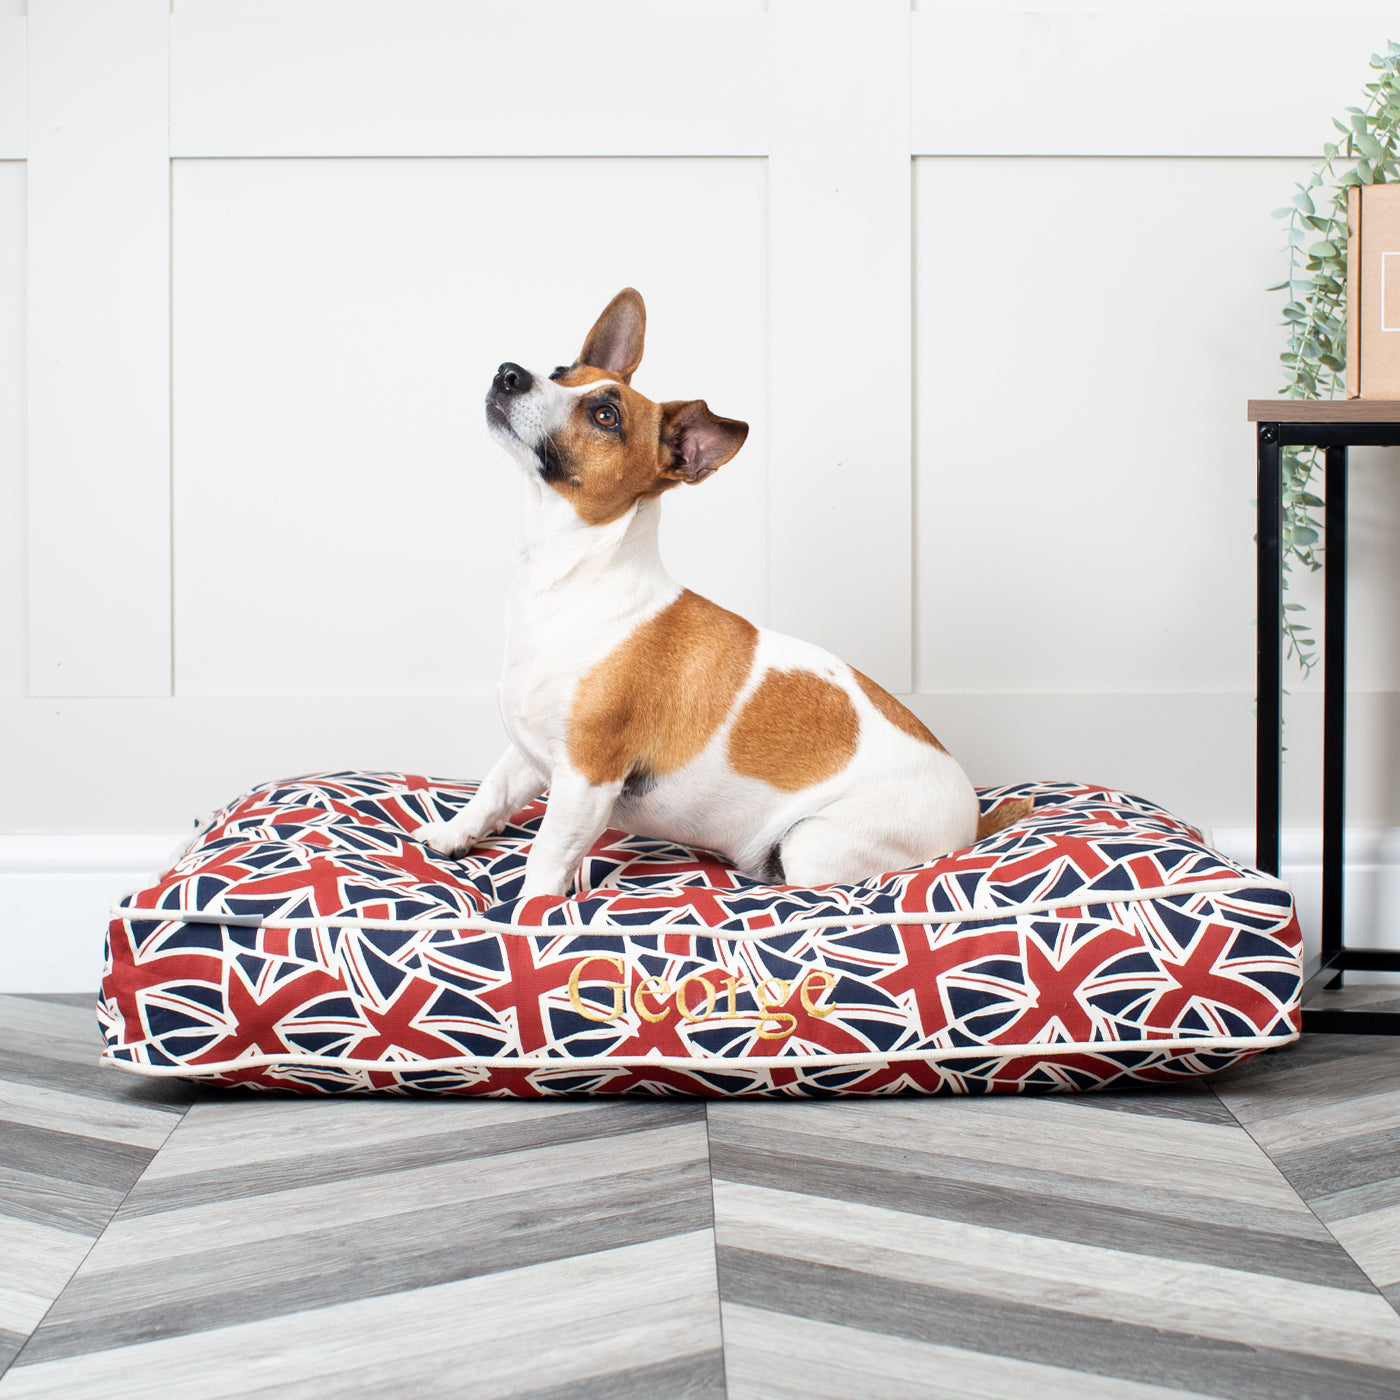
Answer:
[{"xmin": 415, "ymin": 289, "xmax": 1023, "ymax": 897}]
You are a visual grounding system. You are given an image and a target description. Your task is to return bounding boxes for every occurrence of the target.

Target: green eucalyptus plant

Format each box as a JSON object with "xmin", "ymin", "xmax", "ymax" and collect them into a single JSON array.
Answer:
[{"xmin": 1271, "ymin": 40, "xmax": 1400, "ymax": 675}]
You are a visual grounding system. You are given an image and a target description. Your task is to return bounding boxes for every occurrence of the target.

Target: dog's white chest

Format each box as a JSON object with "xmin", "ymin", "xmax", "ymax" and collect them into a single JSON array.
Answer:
[{"xmin": 497, "ymin": 508, "xmax": 680, "ymax": 772}]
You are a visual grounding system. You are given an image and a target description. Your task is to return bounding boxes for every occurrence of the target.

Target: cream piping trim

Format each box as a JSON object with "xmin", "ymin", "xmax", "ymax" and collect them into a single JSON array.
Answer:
[{"xmin": 100, "ymin": 1029, "xmax": 1300, "ymax": 1078}]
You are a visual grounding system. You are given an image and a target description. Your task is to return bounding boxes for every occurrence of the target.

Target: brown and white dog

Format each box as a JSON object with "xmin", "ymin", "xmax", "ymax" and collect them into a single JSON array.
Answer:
[{"xmin": 416, "ymin": 289, "xmax": 1012, "ymax": 898}]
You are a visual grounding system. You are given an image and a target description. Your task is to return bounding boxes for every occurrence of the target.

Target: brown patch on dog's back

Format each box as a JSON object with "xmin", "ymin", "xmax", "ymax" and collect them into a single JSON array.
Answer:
[
  {"xmin": 975, "ymin": 796, "xmax": 1033, "ymax": 841},
  {"xmin": 851, "ymin": 668, "xmax": 948, "ymax": 753},
  {"xmin": 728, "ymin": 671, "xmax": 860, "ymax": 792},
  {"xmin": 569, "ymin": 590, "xmax": 758, "ymax": 786}
]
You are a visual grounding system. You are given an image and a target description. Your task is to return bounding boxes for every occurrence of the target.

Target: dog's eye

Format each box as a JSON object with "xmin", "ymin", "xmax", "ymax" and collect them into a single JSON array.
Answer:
[{"xmin": 592, "ymin": 405, "xmax": 619, "ymax": 429}]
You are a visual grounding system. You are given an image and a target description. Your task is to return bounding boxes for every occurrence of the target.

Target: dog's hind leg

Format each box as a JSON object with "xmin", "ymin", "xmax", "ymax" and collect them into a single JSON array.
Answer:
[
  {"xmin": 768, "ymin": 816, "xmax": 903, "ymax": 887},
  {"xmin": 415, "ymin": 745, "xmax": 546, "ymax": 858},
  {"xmin": 775, "ymin": 792, "xmax": 974, "ymax": 887}
]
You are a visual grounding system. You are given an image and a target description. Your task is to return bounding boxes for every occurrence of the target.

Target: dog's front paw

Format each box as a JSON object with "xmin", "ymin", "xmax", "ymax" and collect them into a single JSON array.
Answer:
[
  {"xmin": 519, "ymin": 873, "xmax": 571, "ymax": 900},
  {"xmin": 413, "ymin": 821, "xmax": 476, "ymax": 859}
]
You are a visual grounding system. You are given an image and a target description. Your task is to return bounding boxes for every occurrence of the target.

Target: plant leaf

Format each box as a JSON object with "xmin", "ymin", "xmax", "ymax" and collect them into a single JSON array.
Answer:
[{"xmin": 1358, "ymin": 131, "xmax": 1386, "ymax": 161}]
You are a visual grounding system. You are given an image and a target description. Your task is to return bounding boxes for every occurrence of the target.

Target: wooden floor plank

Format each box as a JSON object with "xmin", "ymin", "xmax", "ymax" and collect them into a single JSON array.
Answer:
[
  {"xmin": 87, "ymin": 1120, "xmax": 704, "ymax": 1269},
  {"xmin": 0, "ymin": 1049, "xmax": 190, "ymax": 1111},
  {"xmin": 0, "ymin": 1165, "xmax": 129, "ymax": 1237},
  {"xmin": 1213, "ymin": 1033, "xmax": 1400, "ymax": 1312},
  {"xmin": 708, "ymin": 1109, "xmax": 1333, "ymax": 1237},
  {"xmin": 714, "ymin": 1180, "xmax": 1400, "ymax": 1367},
  {"xmin": 7, "ymin": 1083, "xmax": 718, "ymax": 1379},
  {"xmin": 710, "ymin": 1095, "xmax": 1319, "ymax": 1217},
  {"xmin": 510, "ymin": 1351, "xmax": 726, "ymax": 1400},
  {"xmin": 712, "ymin": 1135, "xmax": 1363, "ymax": 1288},
  {"xmin": 708, "ymin": 1095, "xmax": 1360, "ymax": 1287},
  {"xmin": 1331, "ymin": 1205, "xmax": 1400, "ymax": 1295},
  {"xmin": 25, "ymin": 1160, "xmax": 712, "ymax": 1361},
  {"xmin": 0, "ymin": 1218, "xmax": 94, "ymax": 1338},
  {"xmin": 0, "ymin": 994, "xmax": 194, "ymax": 1383},
  {"xmin": 0, "ymin": 1333, "xmax": 25, "ymax": 1379},
  {"xmin": 720, "ymin": 1246, "xmax": 1400, "ymax": 1400},
  {"xmin": 1, "ymin": 1122, "xmax": 157, "ymax": 1192},
  {"xmin": 721, "ymin": 1303, "xmax": 1225, "ymax": 1400},
  {"xmin": 709, "ymin": 1089, "xmax": 1400, "ymax": 1400},
  {"xmin": 0, "ymin": 1234, "xmax": 724, "ymax": 1400},
  {"xmin": 0, "ymin": 999, "xmax": 107, "ymax": 1065},
  {"xmin": 0, "ymin": 1078, "xmax": 180, "ymax": 1149},
  {"xmin": 121, "ymin": 1097, "xmax": 694, "ymax": 1210},
  {"xmin": 128, "ymin": 1092, "xmax": 602, "ymax": 1182}
]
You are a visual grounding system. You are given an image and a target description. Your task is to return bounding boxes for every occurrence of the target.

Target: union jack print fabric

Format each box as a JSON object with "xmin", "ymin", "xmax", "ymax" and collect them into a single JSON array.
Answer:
[{"xmin": 99, "ymin": 772, "xmax": 1302, "ymax": 1096}]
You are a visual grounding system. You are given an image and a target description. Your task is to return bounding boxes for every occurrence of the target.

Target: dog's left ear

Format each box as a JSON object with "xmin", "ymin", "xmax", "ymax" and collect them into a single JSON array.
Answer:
[
  {"xmin": 659, "ymin": 400, "xmax": 749, "ymax": 485},
  {"xmin": 578, "ymin": 288, "xmax": 646, "ymax": 383}
]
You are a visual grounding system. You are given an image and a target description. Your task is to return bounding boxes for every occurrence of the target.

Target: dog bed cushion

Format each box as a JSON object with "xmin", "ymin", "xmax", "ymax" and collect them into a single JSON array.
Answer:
[{"xmin": 99, "ymin": 771, "xmax": 1301, "ymax": 1096}]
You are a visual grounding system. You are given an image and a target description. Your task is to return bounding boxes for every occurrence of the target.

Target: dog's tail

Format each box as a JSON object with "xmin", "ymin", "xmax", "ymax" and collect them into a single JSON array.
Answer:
[{"xmin": 975, "ymin": 796, "xmax": 1034, "ymax": 842}]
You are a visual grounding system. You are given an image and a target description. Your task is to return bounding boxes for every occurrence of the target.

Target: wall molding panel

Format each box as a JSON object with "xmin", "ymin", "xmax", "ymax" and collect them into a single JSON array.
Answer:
[
  {"xmin": 169, "ymin": 14, "xmax": 769, "ymax": 157},
  {"xmin": 0, "ymin": 17, "xmax": 24, "ymax": 159},
  {"xmin": 767, "ymin": 0, "xmax": 913, "ymax": 686},
  {"xmin": 910, "ymin": 12, "xmax": 1398, "ymax": 157},
  {"xmin": 26, "ymin": 0, "xmax": 171, "ymax": 697}
]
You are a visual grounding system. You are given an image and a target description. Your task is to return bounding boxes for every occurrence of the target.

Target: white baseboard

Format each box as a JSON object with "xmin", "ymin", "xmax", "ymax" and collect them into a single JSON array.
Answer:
[
  {"xmin": 3, "ymin": 829, "xmax": 1398, "ymax": 995},
  {"xmin": 0, "ymin": 836, "xmax": 186, "ymax": 994},
  {"xmin": 1212, "ymin": 827, "xmax": 1400, "ymax": 978}
]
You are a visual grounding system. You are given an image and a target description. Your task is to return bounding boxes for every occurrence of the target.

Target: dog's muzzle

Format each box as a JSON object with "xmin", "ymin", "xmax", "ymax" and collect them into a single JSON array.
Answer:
[{"xmin": 486, "ymin": 361, "xmax": 533, "ymax": 431}]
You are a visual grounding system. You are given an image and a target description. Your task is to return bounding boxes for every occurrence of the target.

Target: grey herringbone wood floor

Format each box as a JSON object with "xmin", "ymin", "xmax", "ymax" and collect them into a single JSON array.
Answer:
[{"xmin": 1, "ymin": 992, "xmax": 1399, "ymax": 1399}]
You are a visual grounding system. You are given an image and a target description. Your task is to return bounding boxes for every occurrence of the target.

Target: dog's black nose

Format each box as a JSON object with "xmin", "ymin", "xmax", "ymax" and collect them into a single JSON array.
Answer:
[{"xmin": 494, "ymin": 362, "xmax": 533, "ymax": 395}]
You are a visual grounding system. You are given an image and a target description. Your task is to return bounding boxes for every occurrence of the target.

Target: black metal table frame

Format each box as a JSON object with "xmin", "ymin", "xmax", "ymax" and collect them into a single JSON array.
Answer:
[{"xmin": 1257, "ymin": 415, "xmax": 1400, "ymax": 1033}]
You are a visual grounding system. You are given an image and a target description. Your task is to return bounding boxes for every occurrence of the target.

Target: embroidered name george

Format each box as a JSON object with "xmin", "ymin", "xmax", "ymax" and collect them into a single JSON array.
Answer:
[{"xmin": 565, "ymin": 956, "xmax": 837, "ymax": 1039}]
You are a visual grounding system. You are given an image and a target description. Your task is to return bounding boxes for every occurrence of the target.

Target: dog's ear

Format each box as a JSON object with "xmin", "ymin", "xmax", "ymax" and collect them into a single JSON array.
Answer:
[
  {"xmin": 659, "ymin": 400, "xmax": 748, "ymax": 485},
  {"xmin": 578, "ymin": 288, "xmax": 646, "ymax": 383}
]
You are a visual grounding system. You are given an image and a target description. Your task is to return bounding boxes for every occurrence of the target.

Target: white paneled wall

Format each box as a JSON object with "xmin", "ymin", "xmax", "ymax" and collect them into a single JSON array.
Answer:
[
  {"xmin": 914, "ymin": 156, "xmax": 1300, "ymax": 698},
  {"xmin": 0, "ymin": 159, "xmax": 22, "ymax": 698},
  {"xmin": 171, "ymin": 157, "xmax": 768, "ymax": 696},
  {"xmin": 2, "ymin": 1, "xmax": 1398, "ymax": 866}
]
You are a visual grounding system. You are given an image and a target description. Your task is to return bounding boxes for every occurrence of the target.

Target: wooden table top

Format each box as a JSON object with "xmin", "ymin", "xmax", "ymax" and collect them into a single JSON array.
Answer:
[{"xmin": 1248, "ymin": 399, "xmax": 1400, "ymax": 422}]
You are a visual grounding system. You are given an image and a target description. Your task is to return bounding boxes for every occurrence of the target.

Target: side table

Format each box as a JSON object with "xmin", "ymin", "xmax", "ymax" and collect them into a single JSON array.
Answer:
[{"xmin": 1249, "ymin": 399, "xmax": 1400, "ymax": 1033}]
